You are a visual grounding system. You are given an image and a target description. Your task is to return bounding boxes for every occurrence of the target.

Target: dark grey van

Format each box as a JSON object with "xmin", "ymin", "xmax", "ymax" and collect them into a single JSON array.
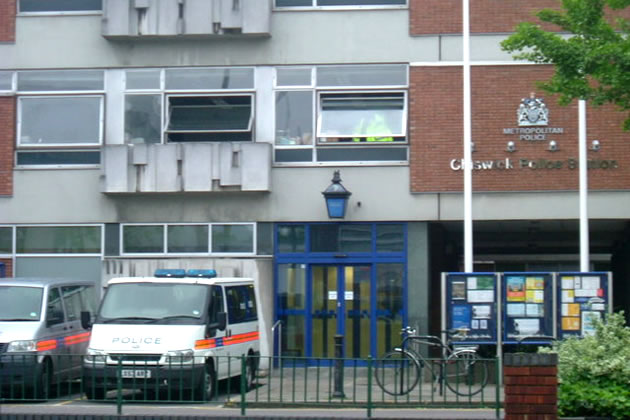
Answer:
[{"xmin": 0, "ymin": 277, "xmax": 99, "ymax": 399}]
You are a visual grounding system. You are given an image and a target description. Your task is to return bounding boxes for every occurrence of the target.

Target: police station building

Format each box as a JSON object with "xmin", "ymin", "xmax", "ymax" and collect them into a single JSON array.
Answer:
[{"xmin": 1, "ymin": 0, "xmax": 630, "ymax": 359}]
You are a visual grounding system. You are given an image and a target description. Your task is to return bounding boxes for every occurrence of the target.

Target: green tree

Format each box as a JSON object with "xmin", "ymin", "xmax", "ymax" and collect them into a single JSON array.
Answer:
[{"xmin": 501, "ymin": 0, "xmax": 630, "ymax": 129}]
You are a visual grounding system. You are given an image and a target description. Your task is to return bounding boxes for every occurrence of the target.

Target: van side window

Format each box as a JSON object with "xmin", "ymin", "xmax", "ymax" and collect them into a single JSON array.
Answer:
[
  {"xmin": 226, "ymin": 285, "xmax": 257, "ymax": 324},
  {"xmin": 208, "ymin": 286, "xmax": 224, "ymax": 324},
  {"xmin": 46, "ymin": 287, "xmax": 65, "ymax": 326},
  {"xmin": 61, "ymin": 285, "xmax": 96, "ymax": 321}
]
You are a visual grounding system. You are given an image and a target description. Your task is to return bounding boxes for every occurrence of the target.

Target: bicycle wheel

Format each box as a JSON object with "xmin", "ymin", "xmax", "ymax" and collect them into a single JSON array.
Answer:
[
  {"xmin": 444, "ymin": 350, "xmax": 488, "ymax": 396},
  {"xmin": 374, "ymin": 349, "xmax": 421, "ymax": 396}
]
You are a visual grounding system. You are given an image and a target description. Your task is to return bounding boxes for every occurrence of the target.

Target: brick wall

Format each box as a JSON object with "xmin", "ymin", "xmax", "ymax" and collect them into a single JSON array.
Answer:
[
  {"xmin": 503, "ymin": 353, "xmax": 558, "ymax": 420},
  {"xmin": 410, "ymin": 65, "xmax": 630, "ymax": 193},
  {"xmin": 410, "ymin": 0, "xmax": 630, "ymax": 35},
  {"xmin": 0, "ymin": 97, "xmax": 15, "ymax": 196},
  {"xmin": 0, "ymin": 258, "xmax": 13, "ymax": 277},
  {"xmin": 0, "ymin": 0, "xmax": 16, "ymax": 42}
]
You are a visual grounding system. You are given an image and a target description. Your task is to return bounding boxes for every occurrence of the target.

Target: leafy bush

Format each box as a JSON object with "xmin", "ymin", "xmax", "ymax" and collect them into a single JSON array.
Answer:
[{"xmin": 540, "ymin": 312, "xmax": 630, "ymax": 419}]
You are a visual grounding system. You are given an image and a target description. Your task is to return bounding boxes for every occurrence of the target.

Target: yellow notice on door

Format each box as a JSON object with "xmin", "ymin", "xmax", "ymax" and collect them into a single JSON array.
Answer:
[{"xmin": 562, "ymin": 317, "xmax": 580, "ymax": 331}]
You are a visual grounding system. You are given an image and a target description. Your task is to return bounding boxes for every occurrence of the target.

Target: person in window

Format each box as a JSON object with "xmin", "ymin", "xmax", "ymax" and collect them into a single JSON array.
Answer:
[{"xmin": 352, "ymin": 113, "xmax": 394, "ymax": 142}]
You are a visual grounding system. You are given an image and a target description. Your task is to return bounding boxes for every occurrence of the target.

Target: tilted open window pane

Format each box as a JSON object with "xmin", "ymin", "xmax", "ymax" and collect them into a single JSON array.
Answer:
[
  {"xmin": 318, "ymin": 92, "xmax": 405, "ymax": 142},
  {"xmin": 19, "ymin": 97, "xmax": 102, "ymax": 146},
  {"xmin": 165, "ymin": 95, "xmax": 253, "ymax": 142}
]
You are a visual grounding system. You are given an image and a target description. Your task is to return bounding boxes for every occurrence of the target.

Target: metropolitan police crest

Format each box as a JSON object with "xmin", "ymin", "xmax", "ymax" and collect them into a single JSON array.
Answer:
[{"xmin": 517, "ymin": 92, "xmax": 549, "ymax": 126}]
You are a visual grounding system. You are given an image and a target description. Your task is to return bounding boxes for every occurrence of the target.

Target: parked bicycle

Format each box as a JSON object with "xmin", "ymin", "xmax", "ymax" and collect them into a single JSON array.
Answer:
[{"xmin": 374, "ymin": 326, "xmax": 489, "ymax": 397}]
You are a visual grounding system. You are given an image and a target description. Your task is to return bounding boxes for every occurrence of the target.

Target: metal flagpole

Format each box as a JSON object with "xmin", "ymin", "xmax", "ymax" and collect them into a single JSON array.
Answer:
[
  {"xmin": 463, "ymin": 0, "xmax": 473, "ymax": 273},
  {"xmin": 579, "ymin": 99, "xmax": 589, "ymax": 272}
]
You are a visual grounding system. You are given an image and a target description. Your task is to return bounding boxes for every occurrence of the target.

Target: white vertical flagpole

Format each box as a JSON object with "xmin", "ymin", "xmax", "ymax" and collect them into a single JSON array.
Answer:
[
  {"xmin": 463, "ymin": 0, "xmax": 473, "ymax": 273},
  {"xmin": 579, "ymin": 99, "xmax": 589, "ymax": 272}
]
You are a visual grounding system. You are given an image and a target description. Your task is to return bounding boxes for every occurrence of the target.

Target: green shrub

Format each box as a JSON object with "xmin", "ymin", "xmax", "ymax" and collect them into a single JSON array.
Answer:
[{"xmin": 540, "ymin": 311, "xmax": 630, "ymax": 419}]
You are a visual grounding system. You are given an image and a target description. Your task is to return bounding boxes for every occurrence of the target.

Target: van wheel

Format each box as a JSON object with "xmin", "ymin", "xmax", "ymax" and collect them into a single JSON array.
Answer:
[
  {"xmin": 245, "ymin": 355, "xmax": 257, "ymax": 391},
  {"xmin": 194, "ymin": 362, "xmax": 217, "ymax": 402},
  {"xmin": 34, "ymin": 360, "xmax": 52, "ymax": 400}
]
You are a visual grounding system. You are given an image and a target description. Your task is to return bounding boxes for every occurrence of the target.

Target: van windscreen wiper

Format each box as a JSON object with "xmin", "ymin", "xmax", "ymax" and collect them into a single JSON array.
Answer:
[
  {"xmin": 148, "ymin": 315, "xmax": 200, "ymax": 323},
  {"xmin": 101, "ymin": 316, "xmax": 157, "ymax": 324}
]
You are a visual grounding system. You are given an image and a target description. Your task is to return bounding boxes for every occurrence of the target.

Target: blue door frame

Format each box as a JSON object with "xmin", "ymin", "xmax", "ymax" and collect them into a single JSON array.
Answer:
[{"xmin": 274, "ymin": 223, "xmax": 408, "ymax": 363}]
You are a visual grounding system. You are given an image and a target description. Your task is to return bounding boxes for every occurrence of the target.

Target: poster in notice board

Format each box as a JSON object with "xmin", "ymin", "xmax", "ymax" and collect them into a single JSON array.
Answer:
[
  {"xmin": 557, "ymin": 272, "xmax": 610, "ymax": 339},
  {"xmin": 445, "ymin": 273, "xmax": 498, "ymax": 344},
  {"xmin": 502, "ymin": 272, "xmax": 554, "ymax": 343}
]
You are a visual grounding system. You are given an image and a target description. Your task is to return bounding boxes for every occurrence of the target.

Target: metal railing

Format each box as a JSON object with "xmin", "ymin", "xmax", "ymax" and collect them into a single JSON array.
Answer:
[{"xmin": 0, "ymin": 353, "xmax": 501, "ymax": 418}]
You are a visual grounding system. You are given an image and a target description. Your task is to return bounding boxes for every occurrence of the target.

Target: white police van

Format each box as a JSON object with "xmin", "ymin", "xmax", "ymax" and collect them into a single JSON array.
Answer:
[
  {"xmin": 0, "ymin": 277, "xmax": 98, "ymax": 399},
  {"xmin": 82, "ymin": 269, "xmax": 260, "ymax": 400}
]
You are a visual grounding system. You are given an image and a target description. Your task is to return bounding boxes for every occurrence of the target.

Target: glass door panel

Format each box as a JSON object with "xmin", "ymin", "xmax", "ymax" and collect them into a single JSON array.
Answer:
[
  {"xmin": 312, "ymin": 266, "xmax": 338, "ymax": 358},
  {"xmin": 376, "ymin": 263, "xmax": 404, "ymax": 357},
  {"xmin": 277, "ymin": 263, "xmax": 306, "ymax": 357},
  {"xmin": 344, "ymin": 265, "xmax": 371, "ymax": 359}
]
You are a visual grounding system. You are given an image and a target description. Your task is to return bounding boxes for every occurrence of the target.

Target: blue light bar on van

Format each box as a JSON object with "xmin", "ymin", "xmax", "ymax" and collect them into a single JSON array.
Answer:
[
  {"xmin": 186, "ymin": 269, "xmax": 217, "ymax": 278},
  {"xmin": 154, "ymin": 269, "xmax": 186, "ymax": 278}
]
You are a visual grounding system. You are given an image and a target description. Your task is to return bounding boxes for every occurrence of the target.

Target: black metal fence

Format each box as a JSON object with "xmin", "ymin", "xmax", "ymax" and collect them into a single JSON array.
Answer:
[{"xmin": 0, "ymin": 354, "xmax": 502, "ymax": 418}]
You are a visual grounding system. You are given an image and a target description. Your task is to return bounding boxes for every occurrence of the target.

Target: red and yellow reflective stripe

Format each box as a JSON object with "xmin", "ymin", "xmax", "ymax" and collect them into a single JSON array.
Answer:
[
  {"xmin": 64, "ymin": 331, "xmax": 91, "ymax": 346},
  {"xmin": 36, "ymin": 339, "xmax": 58, "ymax": 351},
  {"xmin": 195, "ymin": 338, "xmax": 216, "ymax": 350},
  {"xmin": 195, "ymin": 331, "xmax": 259, "ymax": 350},
  {"xmin": 223, "ymin": 331, "xmax": 259, "ymax": 346}
]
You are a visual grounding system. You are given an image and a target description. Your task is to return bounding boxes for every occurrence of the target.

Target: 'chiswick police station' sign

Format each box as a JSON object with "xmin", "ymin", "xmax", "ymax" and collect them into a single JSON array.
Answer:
[{"xmin": 450, "ymin": 93, "xmax": 618, "ymax": 171}]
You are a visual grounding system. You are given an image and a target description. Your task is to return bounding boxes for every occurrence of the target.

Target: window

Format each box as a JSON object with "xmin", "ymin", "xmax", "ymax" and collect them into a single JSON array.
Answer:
[
  {"xmin": 125, "ymin": 95, "xmax": 161, "ymax": 144},
  {"xmin": 16, "ymin": 226, "xmax": 101, "ymax": 254},
  {"xmin": 61, "ymin": 285, "xmax": 95, "ymax": 321},
  {"xmin": 123, "ymin": 68, "xmax": 255, "ymax": 145},
  {"xmin": 16, "ymin": 70, "xmax": 104, "ymax": 167},
  {"xmin": 317, "ymin": 92, "xmax": 405, "ymax": 143},
  {"xmin": 208, "ymin": 286, "xmax": 225, "ymax": 325},
  {"xmin": 165, "ymin": 95, "xmax": 254, "ymax": 142},
  {"xmin": 19, "ymin": 96, "xmax": 103, "ymax": 147},
  {"xmin": 0, "ymin": 227, "xmax": 12, "ymax": 254},
  {"xmin": 274, "ymin": 64, "xmax": 408, "ymax": 164},
  {"xmin": 19, "ymin": 0, "xmax": 102, "ymax": 13},
  {"xmin": 46, "ymin": 288, "xmax": 65, "ymax": 326},
  {"xmin": 226, "ymin": 285, "xmax": 258, "ymax": 324},
  {"xmin": 121, "ymin": 223, "xmax": 255, "ymax": 255},
  {"xmin": 276, "ymin": 0, "xmax": 405, "ymax": 7},
  {"xmin": 167, "ymin": 225, "xmax": 208, "ymax": 253},
  {"xmin": 212, "ymin": 224, "xmax": 254, "ymax": 253}
]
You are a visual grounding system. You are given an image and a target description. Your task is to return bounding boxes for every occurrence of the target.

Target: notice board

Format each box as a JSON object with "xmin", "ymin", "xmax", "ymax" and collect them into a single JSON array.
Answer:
[
  {"xmin": 502, "ymin": 272, "xmax": 554, "ymax": 343},
  {"xmin": 557, "ymin": 272, "xmax": 611, "ymax": 339},
  {"xmin": 444, "ymin": 273, "xmax": 498, "ymax": 344}
]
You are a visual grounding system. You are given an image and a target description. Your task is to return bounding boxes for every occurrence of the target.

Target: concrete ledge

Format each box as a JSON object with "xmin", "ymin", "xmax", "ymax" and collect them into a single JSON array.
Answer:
[{"xmin": 504, "ymin": 352, "xmax": 558, "ymax": 366}]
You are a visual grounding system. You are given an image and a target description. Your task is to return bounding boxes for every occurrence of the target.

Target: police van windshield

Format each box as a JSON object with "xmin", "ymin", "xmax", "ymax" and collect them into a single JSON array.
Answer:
[
  {"xmin": 98, "ymin": 283, "xmax": 208, "ymax": 324},
  {"xmin": 0, "ymin": 286, "xmax": 44, "ymax": 321}
]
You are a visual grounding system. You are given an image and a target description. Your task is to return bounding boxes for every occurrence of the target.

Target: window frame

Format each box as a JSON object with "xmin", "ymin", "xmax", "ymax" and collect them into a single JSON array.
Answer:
[
  {"xmin": 274, "ymin": 0, "xmax": 407, "ymax": 10},
  {"xmin": 18, "ymin": 0, "xmax": 102, "ymax": 15},
  {"xmin": 120, "ymin": 223, "xmax": 257, "ymax": 256},
  {"xmin": 17, "ymin": 95, "xmax": 105, "ymax": 149},
  {"xmin": 316, "ymin": 90, "xmax": 407, "ymax": 144},
  {"xmin": 15, "ymin": 224, "xmax": 103, "ymax": 256},
  {"xmin": 164, "ymin": 93, "xmax": 255, "ymax": 143}
]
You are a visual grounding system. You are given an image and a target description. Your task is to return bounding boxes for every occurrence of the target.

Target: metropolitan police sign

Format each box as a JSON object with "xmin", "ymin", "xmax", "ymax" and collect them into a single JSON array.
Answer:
[
  {"xmin": 517, "ymin": 92, "xmax": 549, "ymax": 126},
  {"xmin": 504, "ymin": 93, "xmax": 564, "ymax": 142}
]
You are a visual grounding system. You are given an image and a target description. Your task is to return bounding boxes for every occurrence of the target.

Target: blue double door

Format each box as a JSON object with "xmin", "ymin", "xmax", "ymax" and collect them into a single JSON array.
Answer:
[{"xmin": 276, "ymin": 262, "xmax": 404, "ymax": 360}]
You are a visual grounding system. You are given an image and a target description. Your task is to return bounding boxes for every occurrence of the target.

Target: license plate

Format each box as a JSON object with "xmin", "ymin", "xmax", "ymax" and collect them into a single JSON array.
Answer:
[{"xmin": 121, "ymin": 369, "xmax": 151, "ymax": 379}]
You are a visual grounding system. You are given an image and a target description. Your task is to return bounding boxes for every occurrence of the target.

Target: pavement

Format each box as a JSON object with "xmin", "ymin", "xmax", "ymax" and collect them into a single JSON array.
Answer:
[{"xmin": 0, "ymin": 402, "xmax": 504, "ymax": 419}]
